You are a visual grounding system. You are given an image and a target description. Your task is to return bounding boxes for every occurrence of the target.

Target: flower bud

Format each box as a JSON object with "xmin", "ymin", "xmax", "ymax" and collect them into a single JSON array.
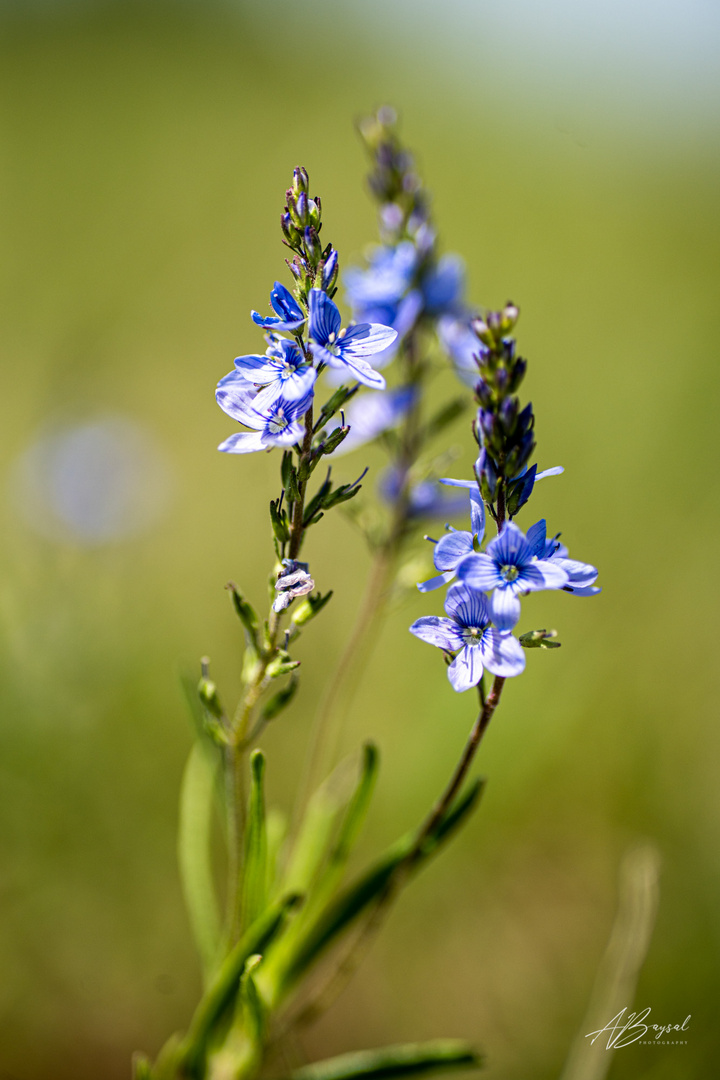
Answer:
[
  {"xmin": 303, "ymin": 225, "xmax": 322, "ymax": 266},
  {"xmin": 471, "ymin": 318, "xmax": 493, "ymax": 347},
  {"xmin": 508, "ymin": 357, "xmax": 527, "ymax": 392},
  {"xmin": 500, "ymin": 397, "xmax": 518, "ymax": 434},
  {"xmin": 501, "ymin": 303, "xmax": 519, "ymax": 332},
  {"xmin": 474, "ymin": 377, "xmax": 493, "ymax": 409},
  {"xmin": 292, "ymin": 167, "xmax": 309, "ymax": 195},
  {"xmin": 322, "ymin": 248, "xmax": 339, "ymax": 290},
  {"xmin": 308, "ymin": 197, "xmax": 321, "ymax": 230},
  {"xmin": 281, "ymin": 212, "xmax": 301, "ymax": 247},
  {"xmin": 290, "ymin": 191, "xmax": 308, "ymax": 228}
]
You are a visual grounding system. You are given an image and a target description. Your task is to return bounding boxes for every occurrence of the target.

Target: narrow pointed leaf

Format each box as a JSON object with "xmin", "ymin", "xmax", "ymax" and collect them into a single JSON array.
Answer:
[
  {"xmin": 289, "ymin": 1041, "xmax": 482, "ymax": 1080},
  {"xmin": 241, "ymin": 750, "xmax": 268, "ymax": 932},
  {"xmin": 178, "ymin": 742, "xmax": 222, "ymax": 978},
  {"xmin": 176, "ymin": 894, "xmax": 302, "ymax": 1074}
]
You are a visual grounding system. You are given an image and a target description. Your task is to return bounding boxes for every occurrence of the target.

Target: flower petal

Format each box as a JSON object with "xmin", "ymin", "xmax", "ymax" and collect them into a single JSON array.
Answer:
[
  {"xmin": 554, "ymin": 557, "xmax": 598, "ymax": 588},
  {"xmin": 456, "ymin": 553, "xmax": 502, "ymax": 591},
  {"xmin": 489, "ymin": 586, "xmax": 521, "ymax": 631},
  {"xmin": 480, "ymin": 629, "xmax": 526, "ymax": 678},
  {"xmin": 448, "ymin": 644, "xmax": 484, "ymax": 692},
  {"xmin": 216, "ymin": 377, "xmax": 263, "ymax": 428},
  {"xmin": 444, "ymin": 582, "xmax": 490, "ymax": 627},
  {"xmin": 434, "ymin": 530, "xmax": 474, "ymax": 572},
  {"xmin": 271, "ymin": 281, "xmax": 305, "ymax": 322},
  {"xmin": 487, "ymin": 521, "xmax": 532, "ymax": 567},
  {"xmin": 409, "ymin": 616, "xmax": 464, "ymax": 651},
  {"xmin": 218, "ymin": 431, "xmax": 267, "ymax": 454},
  {"xmin": 308, "ymin": 289, "xmax": 341, "ymax": 346},
  {"xmin": 417, "ymin": 570, "xmax": 456, "ymax": 593},
  {"xmin": 564, "ymin": 584, "xmax": 602, "ymax": 597},
  {"xmin": 526, "ymin": 519, "xmax": 548, "ymax": 558},
  {"xmin": 520, "ymin": 559, "xmax": 569, "ymax": 591},
  {"xmin": 339, "ymin": 321, "xmax": 398, "ymax": 357},
  {"xmin": 331, "ymin": 348, "xmax": 386, "ymax": 390}
]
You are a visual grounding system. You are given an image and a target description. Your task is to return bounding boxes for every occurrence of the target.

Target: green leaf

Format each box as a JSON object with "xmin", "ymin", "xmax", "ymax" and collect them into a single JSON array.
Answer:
[
  {"xmin": 241, "ymin": 751, "xmax": 268, "ymax": 932},
  {"xmin": 178, "ymin": 741, "xmax": 222, "ymax": 979},
  {"xmin": 261, "ymin": 674, "xmax": 299, "ymax": 721},
  {"xmin": 291, "ymin": 590, "xmax": 334, "ymax": 627},
  {"xmin": 176, "ymin": 894, "xmax": 302, "ymax": 1075},
  {"xmin": 131, "ymin": 1052, "xmax": 154, "ymax": 1080},
  {"xmin": 277, "ymin": 840, "xmax": 411, "ymax": 994},
  {"xmin": 226, "ymin": 583, "xmax": 261, "ymax": 652},
  {"xmin": 273, "ymin": 776, "xmax": 484, "ymax": 999},
  {"xmin": 289, "ymin": 1041, "xmax": 482, "ymax": 1080},
  {"xmin": 518, "ymin": 628, "xmax": 561, "ymax": 649}
]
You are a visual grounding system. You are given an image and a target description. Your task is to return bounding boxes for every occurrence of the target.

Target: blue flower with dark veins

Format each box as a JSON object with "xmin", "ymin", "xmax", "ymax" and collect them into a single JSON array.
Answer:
[
  {"xmin": 251, "ymin": 281, "xmax": 306, "ymax": 332},
  {"xmin": 230, "ymin": 338, "xmax": 316, "ymax": 405},
  {"xmin": 216, "ymin": 379, "xmax": 312, "ymax": 454},
  {"xmin": 410, "ymin": 582, "xmax": 526, "ymax": 692},
  {"xmin": 457, "ymin": 521, "xmax": 569, "ymax": 631},
  {"xmin": 418, "ymin": 480, "xmax": 485, "ymax": 593},
  {"xmin": 526, "ymin": 519, "xmax": 600, "ymax": 596},
  {"xmin": 308, "ymin": 289, "xmax": 397, "ymax": 389}
]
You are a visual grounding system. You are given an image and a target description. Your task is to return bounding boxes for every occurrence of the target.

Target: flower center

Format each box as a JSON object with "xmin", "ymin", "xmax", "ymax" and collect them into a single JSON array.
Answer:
[
  {"xmin": 500, "ymin": 563, "xmax": 519, "ymax": 583},
  {"xmin": 268, "ymin": 409, "xmax": 288, "ymax": 434},
  {"xmin": 463, "ymin": 625, "xmax": 484, "ymax": 645}
]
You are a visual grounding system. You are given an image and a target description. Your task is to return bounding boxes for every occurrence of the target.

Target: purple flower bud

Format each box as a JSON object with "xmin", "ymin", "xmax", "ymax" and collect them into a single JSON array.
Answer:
[
  {"xmin": 500, "ymin": 397, "xmax": 518, "ymax": 433},
  {"xmin": 474, "ymin": 377, "xmax": 493, "ymax": 408},
  {"xmin": 509, "ymin": 358, "xmax": 527, "ymax": 392},
  {"xmin": 295, "ymin": 192, "xmax": 309, "ymax": 227},
  {"xmin": 516, "ymin": 402, "xmax": 534, "ymax": 435},
  {"xmin": 495, "ymin": 367, "xmax": 509, "ymax": 393},
  {"xmin": 303, "ymin": 225, "xmax": 322, "ymax": 265},
  {"xmin": 293, "ymin": 167, "xmax": 309, "ymax": 195},
  {"xmin": 322, "ymin": 248, "xmax": 339, "ymax": 289},
  {"xmin": 478, "ymin": 408, "xmax": 496, "ymax": 442}
]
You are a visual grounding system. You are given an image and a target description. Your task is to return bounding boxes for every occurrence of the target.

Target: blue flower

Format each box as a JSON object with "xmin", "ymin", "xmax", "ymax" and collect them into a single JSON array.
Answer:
[
  {"xmin": 308, "ymin": 289, "xmax": 397, "ymax": 389},
  {"xmin": 344, "ymin": 242, "xmax": 418, "ymax": 315},
  {"xmin": 251, "ymin": 281, "xmax": 306, "ymax": 333},
  {"xmin": 457, "ymin": 521, "xmax": 569, "ymax": 631},
  {"xmin": 379, "ymin": 467, "xmax": 468, "ymax": 520},
  {"xmin": 526, "ymin": 519, "xmax": 600, "ymax": 596},
  {"xmin": 422, "ymin": 254, "xmax": 465, "ymax": 315},
  {"xmin": 437, "ymin": 315, "xmax": 483, "ymax": 388},
  {"xmin": 410, "ymin": 582, "xmax": 526, "ymax": 692},
  {"xmin": 216, "ymin": 379, "xmax": 312, "ymax": 454},
  {"xmin": 418, "ymin": 481, "xmax": 485, "ymax": 593},
  {"xmin": 230, "ymin": 338, "xmax": 317, "ymax": 405},
  {"xmin": 330, "ymin": 385, "xmax": 417, "ymax": 456}
]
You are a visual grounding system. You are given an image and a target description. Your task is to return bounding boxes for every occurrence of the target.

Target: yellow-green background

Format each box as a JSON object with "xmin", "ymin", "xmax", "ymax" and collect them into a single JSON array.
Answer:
[{"xmin": 1, "ymin": 2, "xmax": 718, "ymax": 1077}]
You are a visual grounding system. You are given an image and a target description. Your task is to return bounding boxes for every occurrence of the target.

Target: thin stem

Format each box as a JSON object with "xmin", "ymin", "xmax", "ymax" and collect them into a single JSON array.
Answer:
[
  {"xmin": 285, "ymin": 675, "xmax": 507, "ymax": 1031},
  {"xmin": 293, "ymin": 333, "xmax": 423, "ymax": 818},
  {"xmin": 225, "ymin": 407, "xmax": 315, "ymax": 943},
  {"xmin": 411, "ymin": 675, "xmax": 505, "ymax": 858}
]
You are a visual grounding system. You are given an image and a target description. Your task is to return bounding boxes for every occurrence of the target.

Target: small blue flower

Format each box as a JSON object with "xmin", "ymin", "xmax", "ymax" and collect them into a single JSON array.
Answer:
[
  {"xmin": 330, "ymin": 385, "xmax": 417, "ymax": 456},
  {"xmin": 410, "ymin": 582, "xmax": 526, "ymax": 692},
  {"xmin": 437, "ymin": 315, "xmax": 483, "ymax": 387},
  {"xmin": 308, "ymin": 290, "xmax": 397, "ymax": 389},
  {"xmin": 230, "ymin": 338, "xmax": 317, "ymax": 405},
  {"xmin": 526, "ymin": 519, "xmax": 600, "ymax": 596},
  {"xmin": 418, "ymin": 481, "xmax": 485, "ymax": 593},
  {"xmin": 422, "ymin": 254, "xmax": 465, "ymax": 315},
  {"xmin": 216, "ymin": 380, "xmax": 312, "ymax": 454},
  {"xmin": 251, "ymin": 281, "xmax": 306, "ymax": 332},
  {"xmin": 344, "ymin": 242, "xmax": 418, "ymax": 314},
  {"xmin": 457, "ymin": 521, "xmax": 569, "ymax": 631},
  {"xmin": 379, "ymin": 467, "xmax": 468, "ymax": 520}
]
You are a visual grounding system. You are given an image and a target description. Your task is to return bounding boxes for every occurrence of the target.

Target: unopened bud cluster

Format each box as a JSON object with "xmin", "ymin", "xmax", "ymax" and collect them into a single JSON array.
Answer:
[
  {"xmin": 357, "ymin": 106, "xmax": 429, "ymax": 243},
  {"xmin": 469, "ymin": 304, "xmax": 536, "ymax": 520},
  {"xmin": 281, "ymin": 167, "xmax": 339, "ymax": 304}
]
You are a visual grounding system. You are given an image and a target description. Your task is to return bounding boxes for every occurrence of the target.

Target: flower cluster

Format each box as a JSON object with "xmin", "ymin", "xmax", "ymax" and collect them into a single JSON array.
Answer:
[
  {"xmin": 345, "ymin": 107, "xmax": 466, "ymax": 367},
  {"xmin": 411, "ymin": 307, "xmax": 599, "ymax": 692},
  {"xmin": 216, "ymin": 168, "xmax": 397, "ymax": 456}
]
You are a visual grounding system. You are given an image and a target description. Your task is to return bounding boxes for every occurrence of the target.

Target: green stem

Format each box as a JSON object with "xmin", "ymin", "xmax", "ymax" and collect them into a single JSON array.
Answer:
[{"xmin": 226, "ymin": 406, "xmax": 315, "ymax": 944}]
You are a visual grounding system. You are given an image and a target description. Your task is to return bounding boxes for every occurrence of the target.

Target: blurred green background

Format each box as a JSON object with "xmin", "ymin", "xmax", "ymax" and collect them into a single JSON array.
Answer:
[{"xmin": 1, "ymin": 1, "xmax": 719, "ymax": 1077}]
